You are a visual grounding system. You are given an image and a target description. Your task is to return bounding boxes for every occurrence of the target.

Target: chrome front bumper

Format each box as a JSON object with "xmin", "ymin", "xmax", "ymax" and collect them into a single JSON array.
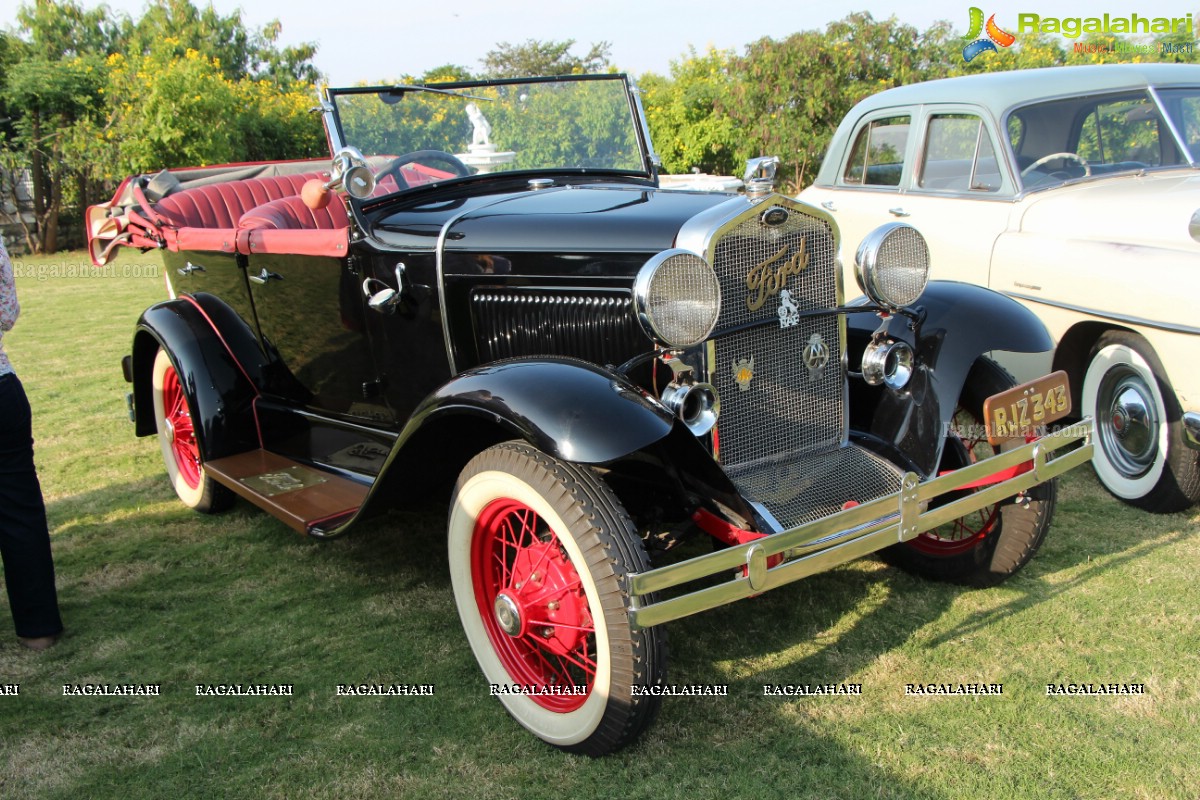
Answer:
[{"xmin": 628, "ymin": 419, "xmax": 1094, "ymax": 629}]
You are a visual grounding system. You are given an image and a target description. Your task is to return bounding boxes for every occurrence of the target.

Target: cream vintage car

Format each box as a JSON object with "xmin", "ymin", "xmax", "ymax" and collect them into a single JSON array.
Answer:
[{"xmin": 801, "ymin": 63, "xmax": 1200, "ymax": 512}]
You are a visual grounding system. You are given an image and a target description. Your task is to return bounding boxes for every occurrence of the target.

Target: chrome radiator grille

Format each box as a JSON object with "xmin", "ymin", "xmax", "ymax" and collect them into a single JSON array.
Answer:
[
  {"xmin": 708, "ymin": 209, "xmax": 842, "ymax": 466},
  {"xmin": 703, "ymin": 203, "xmax": 902, "ymax": 531},
  {"xmin": 471, "ymin": 287, "xmax": 649, "ymax": 365}
]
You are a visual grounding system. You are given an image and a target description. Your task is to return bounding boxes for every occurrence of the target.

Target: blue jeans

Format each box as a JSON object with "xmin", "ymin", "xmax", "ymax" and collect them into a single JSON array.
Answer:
[{"xmin": 0, "ymin": 372, "xmax": 63, "ymax": 638}]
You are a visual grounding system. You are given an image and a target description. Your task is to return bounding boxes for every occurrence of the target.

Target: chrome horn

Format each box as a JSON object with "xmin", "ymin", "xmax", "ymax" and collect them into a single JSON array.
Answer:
[
  {"xmin": 861, "ymin": 338, "xmax": 914, "ymax": 390},
  {"xmin": 659, "ymin": 357, "xmax": 720, "ymax": 436}
]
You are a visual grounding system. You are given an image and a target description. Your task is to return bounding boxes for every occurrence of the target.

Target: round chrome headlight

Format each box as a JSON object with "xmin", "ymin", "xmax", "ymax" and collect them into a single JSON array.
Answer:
[
  {"xmin": 633, "ymin": 249, "xmax": 721, "ymax": 348},
  {"xmin": 855, "ymin": 223, "xmax": 930, "ymax": 309}
]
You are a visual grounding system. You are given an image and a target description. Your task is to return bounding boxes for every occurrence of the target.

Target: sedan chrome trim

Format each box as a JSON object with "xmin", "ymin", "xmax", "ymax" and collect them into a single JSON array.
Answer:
[
  {"xmin": 1184, "ymin": 412, "xmax": 1200, "ymax": 450},
  {"xmin": 627, "ymin": 420, "xmax": 1093, "ymax": 628},
  {"xmin": 1004, "ymin": 292, "xmax": 1200, "ymax": 337}
]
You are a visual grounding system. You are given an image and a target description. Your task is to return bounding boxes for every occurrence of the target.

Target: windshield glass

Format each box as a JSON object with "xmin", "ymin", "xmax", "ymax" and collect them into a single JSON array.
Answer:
[
  {"xmin": 1008, "ymin": 87, "xmax": 1200, "ymax": 191},
  {"xmin": 327, "ymin": 75, "xmax": 649, "ymax": 196}
]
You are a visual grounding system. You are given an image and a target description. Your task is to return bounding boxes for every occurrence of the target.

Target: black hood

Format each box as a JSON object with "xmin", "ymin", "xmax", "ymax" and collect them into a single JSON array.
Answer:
[{"xmin": 441, "ymin": 184, "xmax": 734, "ymax": 255}]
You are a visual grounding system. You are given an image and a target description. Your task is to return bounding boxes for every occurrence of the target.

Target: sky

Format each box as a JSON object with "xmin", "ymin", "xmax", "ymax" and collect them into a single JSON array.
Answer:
[{"xmin": 1, "ymin": 0, "xmax": 1194, "ymax": 84}]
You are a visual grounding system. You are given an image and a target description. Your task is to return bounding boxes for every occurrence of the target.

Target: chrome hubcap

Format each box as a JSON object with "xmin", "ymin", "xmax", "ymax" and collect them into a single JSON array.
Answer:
[
  {"xmin": 163, "ymin": 418, "xmax": 176, "ymax": 445},
  {"xmin": 493, "ymin": 592, "xmax": 522, "ymax": 637},
  {"xmin": 1099, "ymin": 368, "xmax": 1158, "ymax": 478}
]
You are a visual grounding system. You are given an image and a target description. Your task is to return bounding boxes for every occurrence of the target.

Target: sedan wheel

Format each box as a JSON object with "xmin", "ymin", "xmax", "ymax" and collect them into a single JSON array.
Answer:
[
  {"xmin": 448, "ymin": 442, "xmax": 664, "ymax": 756},
  {"xmin": 1082, "ymin": 332, "xmax": 1200, "ymax": 512}
]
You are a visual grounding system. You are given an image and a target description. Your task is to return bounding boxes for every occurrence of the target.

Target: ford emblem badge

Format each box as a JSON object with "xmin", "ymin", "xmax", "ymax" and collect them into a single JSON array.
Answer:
[{"xmin": 761, "ymin": 206, "xmax": 789, "ymax": 227}]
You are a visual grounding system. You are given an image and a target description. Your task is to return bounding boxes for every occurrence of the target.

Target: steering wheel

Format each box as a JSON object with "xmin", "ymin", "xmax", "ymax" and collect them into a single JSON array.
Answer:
[
  {"xmin": 1020, "ymin": 152, "xmax": 1091, "ymax": 178},
  {"xmin": 375, "ymin": 150, "xmax": 472, "ymax": 189}
]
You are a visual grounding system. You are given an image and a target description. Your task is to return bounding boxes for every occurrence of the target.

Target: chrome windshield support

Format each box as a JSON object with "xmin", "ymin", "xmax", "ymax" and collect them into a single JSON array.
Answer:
[{"xmin": 627, "ymin": 419, "xmax": 1094, "ymax": 629}]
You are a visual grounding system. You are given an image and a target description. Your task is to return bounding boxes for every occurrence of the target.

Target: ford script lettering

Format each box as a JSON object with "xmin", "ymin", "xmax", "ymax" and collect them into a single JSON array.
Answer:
[{"xmin": 746, "ymin": 239, "xmax": 809, "ymax": 312}]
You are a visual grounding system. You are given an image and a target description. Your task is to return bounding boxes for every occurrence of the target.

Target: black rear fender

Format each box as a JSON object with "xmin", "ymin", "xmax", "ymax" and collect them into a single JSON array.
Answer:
[{"xmin": 129, "ymin": 296, "xmax": 261, "ymax": 461}]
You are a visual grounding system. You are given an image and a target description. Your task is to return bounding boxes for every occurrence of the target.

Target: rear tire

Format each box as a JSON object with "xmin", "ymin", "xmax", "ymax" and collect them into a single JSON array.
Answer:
[
  {"xmin": 1082, "ymin": 331, "xmax": 1200, "ymax": 512},
  {"xmin": 447, "ymin": 441, "xmax": 665, "ymax": 756},
  {"xmin": 151, "ymin": 348, "xmax": 233, "ymax": 513},
  {"xmin": 881, "ymin": 358, "xmax": 1056, "ymax": 587}
]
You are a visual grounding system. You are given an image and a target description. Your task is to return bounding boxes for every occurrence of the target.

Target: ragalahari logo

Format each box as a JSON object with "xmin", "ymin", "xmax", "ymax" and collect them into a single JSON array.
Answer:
[{"xmin": 963, "ymin": 7, "xmax": 1016, "ymax": 61}]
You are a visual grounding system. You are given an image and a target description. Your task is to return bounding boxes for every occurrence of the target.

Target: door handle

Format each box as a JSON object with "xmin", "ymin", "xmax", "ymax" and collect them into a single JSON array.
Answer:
[
  {"xmin": 363, "ymin": 262, "xmax": 407, "ymax": 314},
  {"xmin": 888, "ymin": 207, "xmax": 910, "ymax": 217},
  {"xmin": 177, "ymin": 261, "xmax": 206, "ymax": 276},
  {"xmin": 249, "ymin": 268, "xmax": 283, "ymax": 285}
]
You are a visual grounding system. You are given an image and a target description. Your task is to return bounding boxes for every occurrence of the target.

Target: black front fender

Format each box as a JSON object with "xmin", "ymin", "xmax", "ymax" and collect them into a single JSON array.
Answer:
[
  {"xmin": 402, "ymin": 357, "xmax": 675, "ymax": 464},
  {"xmin": 849, "ymin": 281, "xmax": 1054, "ymax": 477},
  {"xmin": 130, "ymin": 297, "xmax": 261, "ymax": 461}
]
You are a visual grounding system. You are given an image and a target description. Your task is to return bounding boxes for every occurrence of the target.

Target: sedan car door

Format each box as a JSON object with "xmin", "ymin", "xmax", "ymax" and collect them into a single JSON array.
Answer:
[{"xmin": 803, "ymin": 105, "xmax": 1016, "ymax": 292}]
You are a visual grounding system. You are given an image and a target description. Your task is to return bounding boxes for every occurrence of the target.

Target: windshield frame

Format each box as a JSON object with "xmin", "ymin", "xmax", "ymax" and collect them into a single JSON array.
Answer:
[{"xmin": 319, "ymin": 73, "xmax": 658, "ymax": 202}]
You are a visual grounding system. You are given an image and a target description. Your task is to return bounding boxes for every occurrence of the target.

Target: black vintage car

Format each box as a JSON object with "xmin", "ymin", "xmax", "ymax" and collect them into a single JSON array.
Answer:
[{"xmin": 88, "ymin": 74, "xmax": 1092, "ymax": 755}]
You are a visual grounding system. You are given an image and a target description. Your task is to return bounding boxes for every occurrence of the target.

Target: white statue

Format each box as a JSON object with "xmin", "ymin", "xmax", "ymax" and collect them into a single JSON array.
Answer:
[{"xmin": 465, "ymin": 103, "xmax": 492, "ymax": 148}]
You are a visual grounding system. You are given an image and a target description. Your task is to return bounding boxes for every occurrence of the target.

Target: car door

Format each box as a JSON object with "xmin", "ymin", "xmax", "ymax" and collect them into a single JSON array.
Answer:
[
  {"xmin": 805, "ymin": 105, "xmax": 1017, "ymax": 291},
  {"xmin": 245, "ymin": 250, "xmax": 390, "ymax": 423},
  {"xmin": 804, "ymin": 109, "xmax": 917, "ymax": 293}
]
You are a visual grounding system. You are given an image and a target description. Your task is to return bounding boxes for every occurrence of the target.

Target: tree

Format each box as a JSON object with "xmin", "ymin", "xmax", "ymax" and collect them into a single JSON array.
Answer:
[
  {"xmin": 640, "ymin": 48, "xmax": 743, "ymax": 176},
  {"xmin": 481, "ymin": 39, "xmax": 611, "ymax": 77},
  {"xmin": 1, "ymin": 0, "xmax": 324, "ymax": 251},
  {"xmin": 123, "ymin": 0, "xmax": 320, "ymax": 85}
]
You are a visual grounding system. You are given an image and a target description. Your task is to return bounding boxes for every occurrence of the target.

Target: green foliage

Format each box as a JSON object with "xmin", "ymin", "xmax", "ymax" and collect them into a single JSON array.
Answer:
[
  {"xmin": 640, "ymin": 11, "xmax": 1200, "ymax": 192},
  {"xmin": 481, "ymin": 38, "xmax": 611, "ymax": 78},
  {"xmin": 14, "ymin": 0, "xmax": 123, "ymax": 59},
  {"xmin": 1, "ymin": 0, "xmax": 323, "ymax": 251},
  {"xmin": 122, "ymin": 0, "xmax": 320, "ymax": 85},
  {"xmin": 65, "ymin": 43, "xmax": 323, "ymax": 179},
  {"xmin": 640, "ymin": 48, "xmax": 743, "ymax": 176}
]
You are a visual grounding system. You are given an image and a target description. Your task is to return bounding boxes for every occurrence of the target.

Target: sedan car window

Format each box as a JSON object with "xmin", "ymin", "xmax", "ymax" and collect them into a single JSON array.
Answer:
[
  {"xmin": 842, "ymin": 115, "xmax": 910, "ymax": 187},
  {"xmin": 1077, "ymin": 96, "xmax": 1163, "ymax": 166},
  {"xmin": 919, "ymin": 114, "xmax": 1001, "ymax": 192}
]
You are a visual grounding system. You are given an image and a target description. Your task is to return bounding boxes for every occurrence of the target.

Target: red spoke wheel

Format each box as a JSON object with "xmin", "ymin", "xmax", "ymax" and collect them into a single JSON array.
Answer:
[
  {"xmin": 449, "ymin": 442, "xmax": 665, "ymax": 755},
  {"xmin": 881, "ymin": 358, "xmax": 1056, "ymax": 587},
  {"xmin": 151, "ymin": 348, "xmax": 233, "ymax": 513}
]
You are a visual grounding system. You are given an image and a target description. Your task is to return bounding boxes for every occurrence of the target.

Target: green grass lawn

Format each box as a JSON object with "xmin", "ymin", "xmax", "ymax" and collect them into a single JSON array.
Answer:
[{"xmin": 1, "ymin": 248, "xmax": 1197, "ymax": 799}]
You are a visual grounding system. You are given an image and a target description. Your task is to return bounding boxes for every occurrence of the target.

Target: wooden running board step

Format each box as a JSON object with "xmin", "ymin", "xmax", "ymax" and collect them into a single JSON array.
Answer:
[{"xmin": 205, "ymin": 449, "xmax": 368, "ymax": 534}]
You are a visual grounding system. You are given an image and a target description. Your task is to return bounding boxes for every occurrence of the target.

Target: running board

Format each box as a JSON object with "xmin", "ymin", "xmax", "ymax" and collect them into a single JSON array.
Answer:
[{"xmin": 205, "ymin": 450, "xmax": 369, "ymax": 535}]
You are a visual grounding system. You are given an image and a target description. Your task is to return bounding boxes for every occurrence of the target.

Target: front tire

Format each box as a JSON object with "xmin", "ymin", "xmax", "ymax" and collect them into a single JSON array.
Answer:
[
  {"xmin": 151, "ymin": 348, "xmax": 233, "ymax": 513},
  {"xmin": 881, "ymin": 358, "xmax": 1056, "ymax": 587},
  {"xmin": 1081, "ymin": 331, "xmax": 1200, "ymax": 512},
  {"xmin": 448, "ymin": 442, "xmax": 664, "ymax": 756}
]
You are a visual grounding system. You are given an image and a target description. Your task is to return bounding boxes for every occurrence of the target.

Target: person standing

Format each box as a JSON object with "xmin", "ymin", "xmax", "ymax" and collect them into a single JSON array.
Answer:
[{"xmin": 0, "ymin": 240, "xmax": 63, "ymax": 650}]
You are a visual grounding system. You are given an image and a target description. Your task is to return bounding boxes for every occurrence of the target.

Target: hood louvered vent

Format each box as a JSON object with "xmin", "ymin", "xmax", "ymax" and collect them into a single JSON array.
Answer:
[{"xmin": 471, "ymin": 288, "xmax": 651, "ymax": 365}]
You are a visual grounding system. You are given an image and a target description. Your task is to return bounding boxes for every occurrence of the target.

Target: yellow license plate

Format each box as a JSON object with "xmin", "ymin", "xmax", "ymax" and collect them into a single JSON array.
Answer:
[{"xmin": 982, "ymin": 370, "xmax": 1072, "ymax": 445}]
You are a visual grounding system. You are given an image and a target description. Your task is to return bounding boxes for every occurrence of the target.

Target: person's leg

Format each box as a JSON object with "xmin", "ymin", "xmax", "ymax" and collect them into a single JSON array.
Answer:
[{"xmin": 0, "ymin": 373, "xmax": 63, "ymax": 643}]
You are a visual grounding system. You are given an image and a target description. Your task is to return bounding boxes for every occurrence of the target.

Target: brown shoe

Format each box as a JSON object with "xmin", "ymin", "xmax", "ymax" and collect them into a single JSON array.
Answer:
[{"xmin": 18, "ymin": 635, "xmax": 59, "ymax": 651}]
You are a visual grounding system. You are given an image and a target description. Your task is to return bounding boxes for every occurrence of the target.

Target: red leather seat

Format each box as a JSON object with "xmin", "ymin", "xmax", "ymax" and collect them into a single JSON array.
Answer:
[
  {"xmin": 155, "ymin": 173, "xmax": 321, "ymax": 229},
  {"xmin": 238, "ymin": 194, "xmax": 350, "ymax": 231}
]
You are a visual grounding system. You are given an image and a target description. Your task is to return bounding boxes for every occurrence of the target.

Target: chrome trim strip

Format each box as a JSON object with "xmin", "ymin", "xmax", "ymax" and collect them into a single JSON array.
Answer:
[
  {"xmin": 434, "ymin": 192, "xmax": 568, "ymax": 375},
  {"xmin": 628, "ymin": 78, "xmax": 661, "ymax": 173},
  {"xmin": 1004, "ymin": 292, "xmax": 1200, "ymax": 337},
  {"xmin": 627, "ymin": 420, "xmax": 1093, "ymax": 629},
  {"xmin": 1184, "ymin": 412, "xmax": 1200, "ymax": 450},
  {"xmin": 1148, "ymin": 85, "xmax": 1197, "ymax": 167}
]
